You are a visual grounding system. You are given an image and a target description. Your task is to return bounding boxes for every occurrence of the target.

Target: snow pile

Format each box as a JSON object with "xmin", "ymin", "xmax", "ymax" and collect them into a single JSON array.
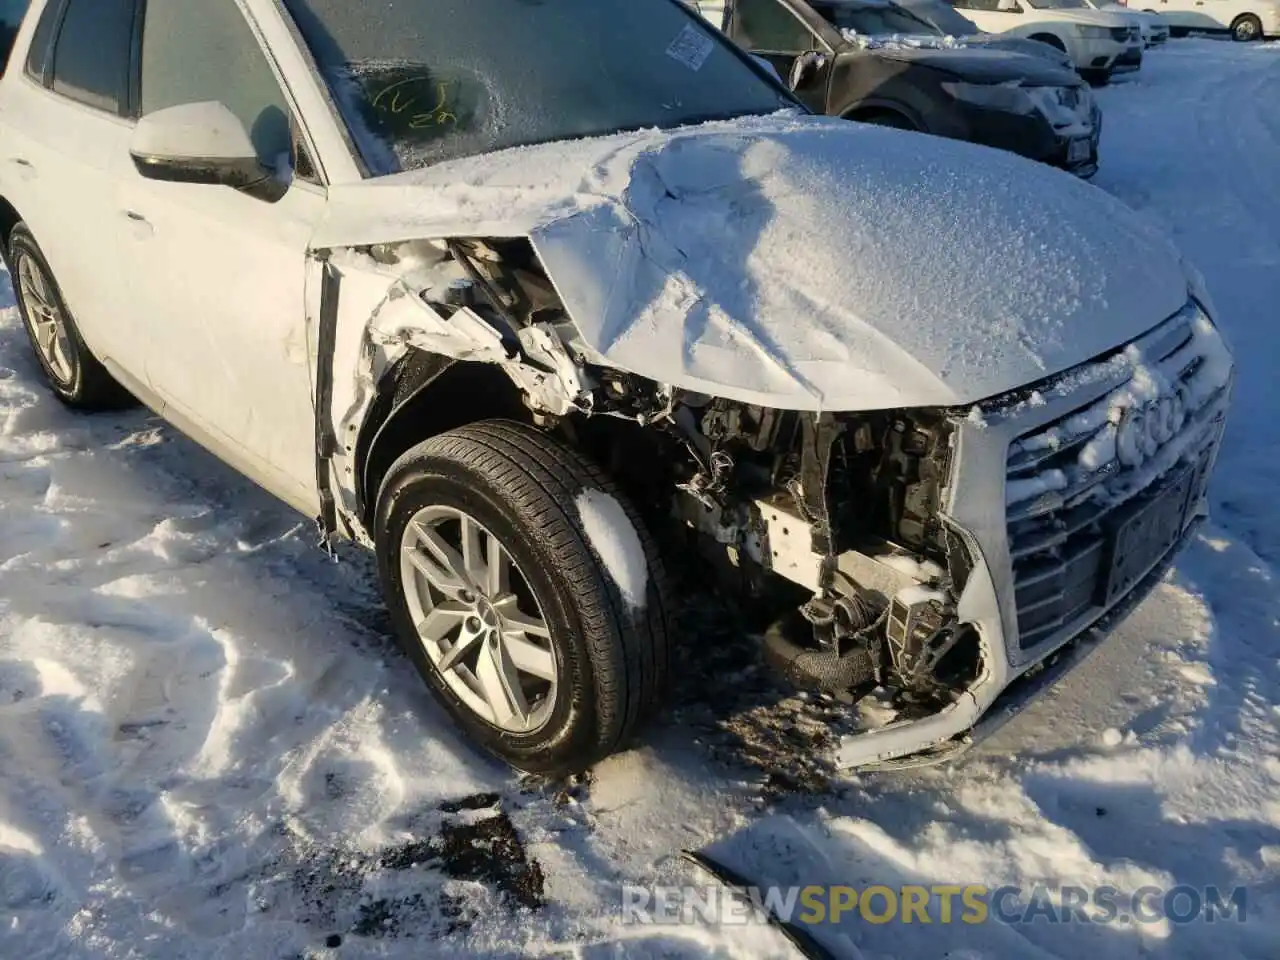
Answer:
[
  {"xmin": 575, "ymin": 490, "xmax": 649, "ymax": 611},
  {"xmin": 1006, "ymin": 468, "xmax": 1069, "ymax": 507},
  {"xmin": 1006, "ymin": 302, "xmax": 1234, "ymax": 510}
]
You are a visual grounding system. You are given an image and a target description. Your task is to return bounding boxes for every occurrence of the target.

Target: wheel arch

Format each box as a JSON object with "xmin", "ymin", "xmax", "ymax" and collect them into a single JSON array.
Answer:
[
  {"xmin": 1028, "ymin": 31, "xmax": 1067, "ymax": 51},
  {"xmin": 356, "ymin": 353, "xmax": 534, "ymax": 530},
  {"xmin": 841, "ymin": 99, "xmax": 923, "ymax": 131},
  {"xmin": 1229, "ymin": 11, "xmax": 1263, "ymax": 33},
  {"xmin": 0, "ymin": 196, "xmax": 24, "ymax": 270}
]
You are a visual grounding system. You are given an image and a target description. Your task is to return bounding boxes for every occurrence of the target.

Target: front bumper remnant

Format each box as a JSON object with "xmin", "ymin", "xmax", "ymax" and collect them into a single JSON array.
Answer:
[{"xmin": 834, "ymin": 515, "xmax": 1203, "ymax": 770}]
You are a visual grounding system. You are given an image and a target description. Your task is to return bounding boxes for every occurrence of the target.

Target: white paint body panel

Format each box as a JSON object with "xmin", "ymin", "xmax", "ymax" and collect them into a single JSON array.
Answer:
[
  {"xmin": 958, "ymin": 5, "xmax": 1138, "ymax": 69},
  {"xmin": 116, "ymin": 170, "xmax": 326, "ymax": 513}
]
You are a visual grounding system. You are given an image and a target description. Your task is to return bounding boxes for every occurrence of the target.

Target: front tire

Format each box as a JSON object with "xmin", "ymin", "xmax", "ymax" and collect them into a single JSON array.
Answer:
[
  {"xmin": 1231, "ymin": 14, "xmax": 1262, "ymax": 41},
  {"xmin": 375, "ymin": 420, "xmax": 672, "ymax": 777},
  {"xmin": 8, "ymin": 225, "xmax": 131, "ymax": 409}
]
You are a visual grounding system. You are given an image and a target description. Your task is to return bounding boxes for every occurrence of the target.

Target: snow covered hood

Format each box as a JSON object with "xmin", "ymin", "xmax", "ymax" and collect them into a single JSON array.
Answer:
[
  {"xmin": 853, "ymin": 42, "xmax": 1081, "ymax": 84},
  {"xmin": 964, "ymin": 33, "xmax": 1075, "ymax": 69},
  {"xmin": 313, "ymin": 112, "xmax": 1189, "ymax": 411}
]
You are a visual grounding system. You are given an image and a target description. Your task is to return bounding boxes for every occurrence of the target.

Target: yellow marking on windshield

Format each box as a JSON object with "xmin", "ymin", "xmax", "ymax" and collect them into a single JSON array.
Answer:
[{"xmin": 371, "ymin": 77, "xmax": 458, "ymax": 129}]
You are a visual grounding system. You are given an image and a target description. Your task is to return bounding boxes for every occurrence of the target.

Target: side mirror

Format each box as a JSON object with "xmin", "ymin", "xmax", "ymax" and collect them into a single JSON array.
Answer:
[
  {"xmin": 130, "ymin": 101, "xmax": 285, "ymax": 202},
  {"xmin": 789, "ymin": 50, "xmax": 826, "ymax": 91}
]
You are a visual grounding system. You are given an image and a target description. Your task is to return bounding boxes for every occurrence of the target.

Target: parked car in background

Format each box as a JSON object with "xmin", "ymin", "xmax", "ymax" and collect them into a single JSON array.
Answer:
[
  {"xmin": 0, "ymin": 0, "xmax": 1234, "ymax": 776},
  {"xmin": 896, "ymin": 0, "xmax": 1079, "ymax": 66},
  {"xmin": 948, "ymin": 0, "xmax": 1143, "ymax": 84},
  {"xmin": 1082, "ymin": 0, "xmax": 1171, "ymax": 44},
  {"xmin": 720, "ymin": 0, "xmax": 1101, "ymax": 175},
  {"xmin": 1122, "ymin": 0, "xmax": 1279, "ymax": 40}
]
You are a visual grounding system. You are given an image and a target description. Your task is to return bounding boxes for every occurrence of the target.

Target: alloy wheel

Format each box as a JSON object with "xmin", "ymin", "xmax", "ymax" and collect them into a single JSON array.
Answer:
[
  {"xmin": 1234, "ymin": 18, "xmax": 1260, "ymax": 40},
  {"xmin": 399, "ymin": 505, "xmax": 558, "ymax": 733},
  {"xmin": 16, "ymin": 253, "xmax": 75, "ymax": 386}
]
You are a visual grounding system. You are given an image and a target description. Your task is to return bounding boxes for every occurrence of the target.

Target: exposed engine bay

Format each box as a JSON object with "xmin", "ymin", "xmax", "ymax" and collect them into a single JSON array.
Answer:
[{"xmin": 314, "ymin": 236, "xmax": 984, "ymax": 731}]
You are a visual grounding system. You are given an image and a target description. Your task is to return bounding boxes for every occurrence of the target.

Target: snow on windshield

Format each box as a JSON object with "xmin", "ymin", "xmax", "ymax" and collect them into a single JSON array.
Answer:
[{"xmin": 280, "ymin": 0, "xmax": 788, "ymax": 175}]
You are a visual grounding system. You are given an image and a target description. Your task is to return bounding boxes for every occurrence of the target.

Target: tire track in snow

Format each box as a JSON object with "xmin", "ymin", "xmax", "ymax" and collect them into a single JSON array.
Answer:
[{"xmin": 0, "ymin": 291, "xmax": 567, "ymax": 955}]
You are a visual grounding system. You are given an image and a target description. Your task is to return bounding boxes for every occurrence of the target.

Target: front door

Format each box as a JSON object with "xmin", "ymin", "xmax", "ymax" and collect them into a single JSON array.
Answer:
[{"xmin": 116, "ymin": 0, "xmax": 324, "ymax": 513}]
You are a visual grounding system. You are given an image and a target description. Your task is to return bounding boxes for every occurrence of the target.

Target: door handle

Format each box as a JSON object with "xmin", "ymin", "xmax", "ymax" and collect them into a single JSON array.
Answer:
[
  {"xmin": 9, "ymin": 157, "xmax": 36, "ymax": 180},
  {"xmin": 124, "ymin": 210, "xmax": 154, "ymax": 238}
]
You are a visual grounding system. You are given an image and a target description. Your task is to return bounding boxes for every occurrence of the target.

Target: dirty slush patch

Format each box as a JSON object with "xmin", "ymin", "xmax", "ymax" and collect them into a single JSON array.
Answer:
[
  {"xmin": 198, "ymin": 554, "xmax": 858, "ymax": 951},
  {"xmin": 663, "ymin": 594, "xmax": 868, "ymax": 798},
  {"xmin": 262, "ymin": 792, "xmax": 544, "ymax": 949}
]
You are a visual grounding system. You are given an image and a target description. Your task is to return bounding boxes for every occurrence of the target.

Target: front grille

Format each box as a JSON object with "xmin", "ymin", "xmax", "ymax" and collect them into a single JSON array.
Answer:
[{"xmin": 1003, "ymin": 303, "xmax": 1231, "ymax": 651}]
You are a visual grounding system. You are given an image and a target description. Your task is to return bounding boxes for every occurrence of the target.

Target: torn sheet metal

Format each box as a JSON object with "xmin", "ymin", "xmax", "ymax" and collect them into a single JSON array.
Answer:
[{"xmin": 305, "ymin": 243, "xmax": 593, "ymax": 540}]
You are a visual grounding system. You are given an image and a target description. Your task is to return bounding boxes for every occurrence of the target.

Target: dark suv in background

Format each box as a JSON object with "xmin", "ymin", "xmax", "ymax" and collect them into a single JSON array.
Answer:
[
  {"xmin": 718, "ymin": 0, "xmax": 1102, "ymax": 176},
  {"xmin": 0, "ymin": 0, "xmax": 28, "ymax": 69}
]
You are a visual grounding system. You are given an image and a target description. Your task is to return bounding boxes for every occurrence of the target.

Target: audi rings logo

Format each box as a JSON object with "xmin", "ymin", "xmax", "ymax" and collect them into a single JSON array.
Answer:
[{"xmin": 1115, "ymin": 391, "xmax": 1188, "ymax": 468}]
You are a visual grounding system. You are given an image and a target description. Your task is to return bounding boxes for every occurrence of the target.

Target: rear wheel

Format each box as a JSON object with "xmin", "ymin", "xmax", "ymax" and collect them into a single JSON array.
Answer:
[
  {"xmin": 8, "ymin": 225, "xmax": 132, "ymax": 409},
  {"xmin": 375, "ymin": 420, "xmax": 672, "ymax": 777},
  {"xmin": 1231, "ymin": 14, "xmax": 1262, "ymax": 41}
]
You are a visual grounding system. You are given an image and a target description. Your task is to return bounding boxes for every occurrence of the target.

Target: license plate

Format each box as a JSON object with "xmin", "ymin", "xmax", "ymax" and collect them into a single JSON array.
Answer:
[
  {"xmin": 1100, "ymin": 462, "xmax": 1197, "ymax": 605},
  {"xmin": 1068, "ymin": 139, "xmax": 1092, "ymax": 164}
]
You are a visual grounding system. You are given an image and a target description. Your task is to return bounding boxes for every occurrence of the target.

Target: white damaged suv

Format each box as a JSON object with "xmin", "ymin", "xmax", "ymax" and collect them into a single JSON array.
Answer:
[{"xmin": 0, "ymin": 0, "xmax": 1233, "ymax": 775}]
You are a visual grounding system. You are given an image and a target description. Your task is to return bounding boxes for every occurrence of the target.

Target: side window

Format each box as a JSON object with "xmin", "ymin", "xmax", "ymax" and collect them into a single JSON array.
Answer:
[
  {"xmin": 734, "ymin": 0, "xmax": 815, "ymax": 52},
  {"xmin": 952, "ymin": 0, "xmax": 1001, "ymax": 10},
  {"xmin": 48, "ymin": 0, "xmax": 134, "ymax": 113},
  {"xmin": 23, "ymin": 0, "xmax": 58, "ymax": 83},
  {"xmin": 141, "ymin": 0, "xmax": 291, "ymax": 167}
]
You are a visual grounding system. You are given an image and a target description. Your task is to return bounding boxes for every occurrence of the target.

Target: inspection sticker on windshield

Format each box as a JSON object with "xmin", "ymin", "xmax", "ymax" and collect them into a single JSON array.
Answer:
[{"xmin": 666, "ymin": 24, "xmax": 714, "ymax": 72}]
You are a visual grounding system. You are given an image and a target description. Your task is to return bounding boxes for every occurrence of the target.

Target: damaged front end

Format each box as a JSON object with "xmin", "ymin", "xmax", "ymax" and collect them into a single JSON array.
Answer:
[
  {"xmin": 665, "ymin": 400, "xmax": 986, "ymax": 736},
  {"xmin": 311, "ymin": 218, "xmax": 1232, "ymax": 775},
  {"xmin": 311, "ymin": 235, "xmax": 994, "ymax": 770}
]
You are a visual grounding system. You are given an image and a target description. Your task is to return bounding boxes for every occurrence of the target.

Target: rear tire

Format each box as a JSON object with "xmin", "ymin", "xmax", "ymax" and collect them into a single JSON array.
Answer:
[
  {"xmin": 8, "ymin": 225, "xmax": 132, "ymax": 409},
  {"xmin": 1231, "ymin": 14, "xmax": 1262, "ymax": 41},
  {"xmin": 375, "ymin": 420, "xmax": 673, "ymax": 778}
]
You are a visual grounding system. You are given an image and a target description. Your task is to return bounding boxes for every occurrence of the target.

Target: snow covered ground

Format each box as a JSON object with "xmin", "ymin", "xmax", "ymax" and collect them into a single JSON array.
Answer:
[{"xmin": 2, "ymin": 39, "xmax": 1279, "ymax": 960}]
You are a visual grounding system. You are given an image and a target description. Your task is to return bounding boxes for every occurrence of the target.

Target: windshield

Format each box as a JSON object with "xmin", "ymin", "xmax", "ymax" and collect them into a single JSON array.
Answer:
[
  {"xmin": 811, "ymin": 1, "xmax": 940, "ymax": 36},
  {"xmin": 894, "ymin": 0, "xmax": 978, "ymax": 34},
  {"xmin": 281, "ymin": 0, "xmax": 790, "ymax": 175},
  {"xmin": 1025, "ymin": 0, "xmax": 1090, "ymax": 8}
]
